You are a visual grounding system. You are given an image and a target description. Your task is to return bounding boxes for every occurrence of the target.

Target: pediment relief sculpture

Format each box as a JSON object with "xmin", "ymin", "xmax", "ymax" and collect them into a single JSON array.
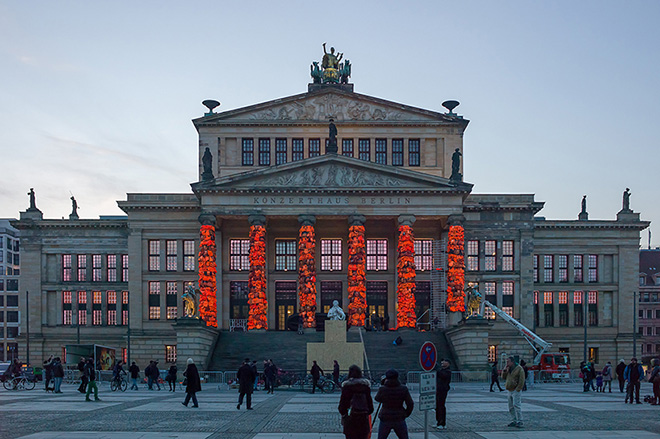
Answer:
[{"xmin": 249, "ymin": 165, "xmax": 407, "ymax": 188}]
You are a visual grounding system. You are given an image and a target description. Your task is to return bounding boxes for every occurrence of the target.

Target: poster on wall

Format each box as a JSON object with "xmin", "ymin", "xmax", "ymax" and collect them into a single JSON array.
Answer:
[{"xmin": 95, "ymin": 346, "xmax": 116, "ymax": 370}]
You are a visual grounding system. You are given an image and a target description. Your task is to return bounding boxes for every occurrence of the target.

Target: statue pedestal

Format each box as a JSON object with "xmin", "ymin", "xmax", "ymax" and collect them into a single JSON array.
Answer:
[
  {"xmin": 445, "ymin": 318, "xmax": 493, "ymax": 373},
  {"xmin": 174, "ymin": 318, "xmax": 219, "ymax": 371},
  {"xmin": 307, "ymin": 320, "xmax": 363, "ymax": 372}
]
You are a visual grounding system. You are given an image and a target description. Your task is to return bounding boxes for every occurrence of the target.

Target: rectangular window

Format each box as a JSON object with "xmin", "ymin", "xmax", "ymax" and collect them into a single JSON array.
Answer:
[
  {"xmin": 321, "ymin": 281, "xmax": 343, "ymax": 313},
  {"xmin": 230, "ymin": 239, "xmax": 250, "ymax": 271},
  {"xmin": 544, "ymin": 291, "xmax": 553, "ymax": 304},
  {"xmin": 309, "ymin": 138, "xmax": 321, "ymax": 157},
  {"xmin": 320, "ymin": 239, "xmax": 342, "ymax": 271},
  {"xmin": 6, "ymin": 295, "xmax": 17, "ymax": 307},
  {"xmin": 258, "ymin": 138, "xmax": 271, "ymax": 166},
  {"xmin": 488, "ymin": 345, "xmax": 498, "ymax": 363},
  {"xmin": 62, "ymin": 254, "xmax": 72, "ymax": 282},
  {"xmin": 467, "ymin": 240, "xmax": 479, "ymax": 271},
  {"xmin": 63, "ymin": 291, "xmax": 72, "ymax": 325},
  {"xmin": 375, "ymin": 139, "xmax": 387, "ymax": 165},
  {"xmin": 559, "ymin": 291, "xmax": 569, "ymax": 327},
  {"xmin": 165, "ymin": 240, "xmax": 177, "ymax": 271},
  {"xmin": 275, "ymin": 138, "xmax": 287, "ymax": 165},
  {"xmin": 534, "ymin": 290, "xmax": 539, "ymax": 327},
  {"xmin": 558, "ymin": 291, "xmax": 568, "ymax": 304},
  {"xmin": 484, "ymin": 240, "xmax": 496, "ymax": 271},
  {"xmin": 165, "ymin": 345, "xmax": 177, "ymax": 363},
  {"xmin": 292, "ymin": 138, "xmax": 304, "ymax": 161},
  {"xmin": 275, "ymin": 240, "xmax": 297, "ymax": 271},
  {"xmin": 122, "ymin": 255, "xmax": 129, "ymax": 282},
  {"xmin": 543, "ymin": 255, "xmax": 554, "ymax": 283},
  {"xmin": 408, "ymin": 139, "xmax": 420, "ymax": 166},
  {"xmin": 574, "ymin": 291, "xmax": 584, "ymax": 327},
  {"xmin": 92, "ymin": 255, "xmax": 102, "ymax": 282},
  {"xmin": 166, "ymin": 281, "xmax": 177, "ymax": 320},
  {"xmin": 342, "ymin": 139, "xmax": 354, "ymax": 157},
  {"xmin": 107, "ymin": 255, "xmax": 117, "ymax": 282},
  {"xmin": 589, "ymin": 347, "xmax": 599, "ymax": 364},
  {"xmin": 392, "ymin": 139, "xmax": 403, "ymax": 166},
  {"xmin": 92, "ymin": 291, "xmax": 102, "ymax": 325},
  {"xmin": 183, "ymin": 240, "xmax": 195, "ymax": 271},
  {"xmin": 358, "ymin": 139, "xmax": 370, "ymax": 161},
  {"xmin": 121, "ymin": 291, "xmax": 129, "ymax": 325},
  {"xmin": 484, "ymin": 282, "xmax": 496, "ymax": 319},
  {"xmin": 544, "ymin": 292, "xmax": 554, "ymax": 326},
  {"xmin": 230, "ymin": 281, "xmax": 249, "ymax": 320},
  {"xmin": 574, "ymin": 255, "xmax": 583, "ymax": 282},
  {"xmin": 588, "ymin": 255, "xmax": 598, "ymax": 282},
  {"xmin": 502, "ymin": 306, "xmax": 513, "ymax": 317},
  {"xmin": 502, "ymin": 240, "xmax": 514, "ymax": 271},
  {"xmin": 77, "ymin": 291, "xmax": 87, "ymax": 325},
  {"xmin": 533, "ymin": 255, "xmax": 539, "ymax": 282},
  {"xmin": 148, "ymin": 240, "xmax": 160, "ymax": 271},
  {"xmin": 149, "ymin": 282, "xmax": 160, "ymax": 320},
  {"xmin": 77, "ymin": 255, "xmax": 87, "ymax": 281},
  {"xmin": 414, "ymin": 240, "xmax": 433, "ymax": 271},
  {"xmin": 6, "ymin": 280, "xmax": 18, "ymax": 292},
  {"xmin": 107, "ymin": 291, "xmax": 117, "ymax": 325},
  {"xmin": 558, "ymin": 255, "xmax": 568, "ymax": 283},
  {"xmin": 366, "ymin": 239, "xmax": 388, "ymax": 271},
  {"xmin": 588, "ymin": 291, "xmax": 598, "ymax": 326},
  {"xmin": 242, "ymin": 138, "xmax": 254, "ymax": 166}
]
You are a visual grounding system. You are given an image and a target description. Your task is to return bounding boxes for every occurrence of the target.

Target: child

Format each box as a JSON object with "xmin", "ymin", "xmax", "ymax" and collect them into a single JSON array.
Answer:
[{"xmin": 596, "ymin": 371, "xmax": 603, "ymax": 392}]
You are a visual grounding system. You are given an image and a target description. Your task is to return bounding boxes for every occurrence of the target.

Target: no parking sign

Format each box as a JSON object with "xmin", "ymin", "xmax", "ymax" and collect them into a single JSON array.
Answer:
[{"xmin": 419, "ymin": 341, "xmax": 437, "ymax": 372}]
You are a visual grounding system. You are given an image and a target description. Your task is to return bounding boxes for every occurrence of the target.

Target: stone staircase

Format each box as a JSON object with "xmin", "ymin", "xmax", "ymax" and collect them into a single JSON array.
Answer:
[{"xmin": 207, "ymin": 328, "xmax": 455, "ymax": 377}]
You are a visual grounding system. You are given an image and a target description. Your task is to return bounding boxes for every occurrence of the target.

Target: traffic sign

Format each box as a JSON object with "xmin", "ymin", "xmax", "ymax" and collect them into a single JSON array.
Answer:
[
  {"xmin": 419, "ymin": 393, "xmax": 436, "ymax": 411},
  {"xmin": 419, "ymin": 341, "xmax": 437, "ymax": 371},
  {"xmin": 420, "ymin": 371, "xmax": 436, "ymax": 394}
]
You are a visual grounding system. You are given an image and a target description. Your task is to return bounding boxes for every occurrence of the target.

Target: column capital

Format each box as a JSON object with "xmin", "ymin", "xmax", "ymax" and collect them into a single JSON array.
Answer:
[
  {"xmin": 298, "ymin": 215, "xmax": 316, "ymax": 226},
  {"xmin": 397, "ymin": 214, "xmax": 416, "ymax": 227},
  {"xmin": 348, "ymin": 214, "xmax": 366, "ymax": 227},
  {"xmin": 198, "ymin": 213, "xmax": 216, "ymax": 227},
  {"xmin": 248, "ymin": 214, "xmax": 266, "ymax": 227},
  {"xmin": 447, "ymin": 214, "xmax": 466, "ymax": 226}
]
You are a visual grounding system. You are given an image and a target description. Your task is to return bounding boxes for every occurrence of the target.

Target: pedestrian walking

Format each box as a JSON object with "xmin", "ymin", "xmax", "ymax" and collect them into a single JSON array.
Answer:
[
  {"xmin": 52, "ymin": 357, "xmax": 64, "ymax": 393},
  {"xmin": 77, "ymin": 357, "xmax": 88, "ymax": 393},
  {"xmin": 649, "ymin": 358, "xmax": 660, "ymax": 405},
  {"xmin": 264, "ymin": 359, "xmax": 276, "ymax": 394},
  {"xmin": 520, "ymin": 360, "xmax": 529, "ymax": 391},
  {"xmin": 42, "ymin": 355, "xmax": 54, "ymax": 392},
  {"xmin": 338, "ymin": 364, "xmax": 373, "ymax": 439},
  {"xmin": 490, "ymin": 362, "xmax": 503, "ymax": 392},
  {"xmin": 145, "ymin": 360, "xmax": 161, "ymax": 390},
  {"xmin": 435, "ymin": 359, "xmax": 451, "ymax": 430},
  {"xmin": 602, "ymin": 361, "xmax": 613, "ymax": 393},
  {"xmin": 129, "ymin": 361, "xmax": 140, "ymax": 390},
  {"xmin": 580, "ymin": 361, "xmax": 592, "ymax": 392},
  {"xmin": 237, "ymin": 358, "xmax": 255, "ymax": 410},
  {"xmin": 624, "ymin": 357, "xmax": 643, "ymax": 404},
  {"xmin": 251, "ymin": 360, "xmax": 259, "ymax": 391},
  {"xmin": 181, "ymin": 358, "xmax": 201, "ymax": 408},
  {"xmin": 502, "ymin": 356, "xmax": 525, "ymax": 428},
  {"xmin": 374, "ymin": 368, "xmax": 414, "ymax": 439},
  {"xmin": 596, "ymin": 372, "xmax": 603, "ymax": 392},
  {"xmin": 84, "ymin": 357, "xmax": 100, "ymax": 401},
  {"xmin": 615, "ymin": 359, "xmax": 626, "ymax": 393},
  {"xmin": 333, "ymin": 360, "xmax": 341, "ymax": 386},
  {"xmin": 310, "ymin": 360, "xmax": 324, "ymax": 394},
  {"xmin": 166, "ymin": 364, "xmax": 178, "ymax": 392},
  {"xmin": 588, "ymin": 361, "xmax": 596, "ymax": 391}
]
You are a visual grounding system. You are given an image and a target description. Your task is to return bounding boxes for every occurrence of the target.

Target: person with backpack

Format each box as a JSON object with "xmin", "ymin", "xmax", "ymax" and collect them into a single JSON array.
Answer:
[
  {"xmin": 602, "ymin": 362, "xmax": 613, "ymax": 393},
  {"xmin": 374, "ymin": 368, "xmax": 414, "ymax": 439},
  {"xmin": 338, "ymin": 364, "xmax": 373, "ymax": 439},
  {"xmin": 77, "ymin": 357, "xmax": 88, "ymax": 393},
  {"xmin": 129, "ymin": 361, "xmax": 140, "ymax": 390}
]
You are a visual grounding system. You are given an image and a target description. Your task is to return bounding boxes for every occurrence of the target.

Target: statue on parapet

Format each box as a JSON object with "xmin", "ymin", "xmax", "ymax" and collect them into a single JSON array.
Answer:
[
  {"xmin": 622, "ymin": 188, "xmax": 631, "ymax": 211},
  {"xmin": 182, "ymin": 285, "xmax": 198, "ymax": 318},
  {"xmin": 339, "ymin": 60, "xmax": 351, "ymax": 84},
  {"xmin": 450, "ymin": 148, "xmax": 463, "ymax": 182},
  {"xmin": 321, "ymin": 43, "xmax": 343, "ymax": 84},
  {"xmin": 581, "ymin": 195, "xmax": 587, "ymax": 214},
  {"xmin": 70, "ymin": 196, "xmax": 79, "ymax": 219},
  {"xmin": 28, "ymin": 188, "xmax": 37, "ymax": 210},
  {"xmin": 327, "ymin": 118, "xmax": 338, "ymax": 154},
  {"xmin": 310, "ymin": 61, "xmax": 322, "ymax": 84},
  {"xmin": 464, "ymin": 285, "xmax": 483, "ymax": 319},
  {"xmin": 201, "ymin": 147, "xmax": 214, "ymax": 181},
  {"xmin": 327, "ymin": 300, "xmax": 346, "ymax": 320}
]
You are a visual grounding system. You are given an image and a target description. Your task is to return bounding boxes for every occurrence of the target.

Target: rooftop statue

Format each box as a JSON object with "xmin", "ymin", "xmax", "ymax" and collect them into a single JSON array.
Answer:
[
  {"xmin": 70, "ymin": 196, "xmax": 79, "ymax": 219},
  {"xmin": 581, "ymin": 195, "xmax": 587, "ymax": 214},
  {"xmin": 202, "ymin": 147, "xmax": 214, "ymax": 181},
  {"xmin": 327, "ymin": 300, "xmax": 346, "ymax": 320},
  {"xmin": 622, "ymin": 188, "xmax": 631, "ymax": 211},
  {"xmin": 450, "ymin": 148, "xmax": 463, "ymax": 182},
  {"xmin": 28, "ymin": 188, "xmax": 37, "ymax": 210},
  {"xmin": 327, "ymin": 119, "xmax": 338, "ymax": 154},
  {"xmin": 340, "ymin": 60, "xmax": 351, "ymax": 84},
  {"xmin": 306, "ymin": 43, "xmax": 343, "ymax": 84},
  {"xmin": 322, "ymin": 42, "xmax": 343, "ymax": 70}
]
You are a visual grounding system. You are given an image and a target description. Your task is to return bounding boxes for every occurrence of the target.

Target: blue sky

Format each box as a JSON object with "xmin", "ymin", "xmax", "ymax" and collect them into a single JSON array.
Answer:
[{"xmin": 1, "ymin": 1, "xmax": 658, "ymax": 246}]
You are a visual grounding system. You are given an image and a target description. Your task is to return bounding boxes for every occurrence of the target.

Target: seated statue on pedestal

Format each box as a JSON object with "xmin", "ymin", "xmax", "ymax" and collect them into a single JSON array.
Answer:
[{"xmin": 327, "ymin": 300, "xmax": 346, "ymax": 321}]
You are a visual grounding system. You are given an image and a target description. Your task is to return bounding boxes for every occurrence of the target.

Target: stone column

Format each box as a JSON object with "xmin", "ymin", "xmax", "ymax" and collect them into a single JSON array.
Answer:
[
  {"xmin": 248, "ymin": 215, "xmax": 268, "ymax": 330},
  {"xmin": 214, "ymin": 219, "xmax": 223, "ymax": 329},
  {"xmin": 198, "ymin": 214, "xmax": 217, "ymax": 328},
  {"xmin": 447, "ymin": 214, "xmax": 466, "ymax": 327},
  {"xmin": 347, "ymin": 215, "xmax": 366, "ymax": 327},
  {"xmin": 396, "ymin": 215, "xmax": 417, "ymax": 329},
  {"xmin": 298, "ymin": 215, "xmax": 317, "ymax": 329}
]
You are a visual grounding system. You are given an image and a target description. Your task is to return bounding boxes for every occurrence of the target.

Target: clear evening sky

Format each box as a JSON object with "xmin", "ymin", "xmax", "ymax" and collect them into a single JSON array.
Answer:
[{"xmin": 1, "ymin": 1, "xmax": 658, "ymax": 247}]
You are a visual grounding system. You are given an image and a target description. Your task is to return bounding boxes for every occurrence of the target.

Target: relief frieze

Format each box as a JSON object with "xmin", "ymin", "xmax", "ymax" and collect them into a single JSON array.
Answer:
[{"xmin": 254, "ymin": 165, "xmax": 405, "ymax": 188}]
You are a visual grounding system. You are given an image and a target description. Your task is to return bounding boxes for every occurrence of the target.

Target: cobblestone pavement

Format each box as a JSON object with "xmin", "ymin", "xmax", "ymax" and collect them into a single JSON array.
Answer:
[{"xmin": 1, "ymin": 382, "xmax": 659, "ymax": 439}]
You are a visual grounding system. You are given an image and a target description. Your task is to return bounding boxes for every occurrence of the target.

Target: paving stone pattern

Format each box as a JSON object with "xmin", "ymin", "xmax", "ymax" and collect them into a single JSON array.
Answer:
[{"xmin": 0, "ymin": 382, "xmax": 659, "ymax": 439}]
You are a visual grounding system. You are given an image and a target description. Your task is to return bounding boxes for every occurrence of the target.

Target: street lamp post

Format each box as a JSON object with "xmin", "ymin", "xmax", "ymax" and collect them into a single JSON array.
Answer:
[
  {"xmin": 633, "ymin": 291, "xmax": 637, "ymax": 358},
  {"xmin": 127, "ymin": 294, "xmax": 131, "ymax": 365},
  {"xmin": 583, "ymin": 290, "xmax": 588, "ymax": 363},
  {"xmin": 26, "ymin": 290, "xmax": 30, "ymax": 366}
]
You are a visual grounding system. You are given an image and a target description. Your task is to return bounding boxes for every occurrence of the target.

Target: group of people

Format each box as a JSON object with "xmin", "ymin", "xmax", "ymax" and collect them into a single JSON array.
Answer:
[
  {"xmin": 42, "ymin": 355, "xmax": 65, "ymax": 393},
  {"xmin": 581, "ymin": 357, "xmax": 660, "ymax": 405}
]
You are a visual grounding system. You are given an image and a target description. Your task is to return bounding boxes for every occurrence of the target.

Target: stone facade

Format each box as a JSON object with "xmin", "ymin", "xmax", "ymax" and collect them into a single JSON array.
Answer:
[
  {"xmin": 639, "ymin": 249, "xmax": 660, "ymax": 361},
  {"xmin": 0, "ymin": 219, "xmax": 20, "ymax": 362},
  {"xmin": 10, "ymin": 79, "xmax": 649, "ymax": 372}
]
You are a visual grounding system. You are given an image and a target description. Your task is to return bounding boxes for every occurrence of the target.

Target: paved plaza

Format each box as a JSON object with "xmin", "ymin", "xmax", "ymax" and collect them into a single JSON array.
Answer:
[{"xmin": 1, "ymin": 382, "xmax": 659, "ymax": 439}]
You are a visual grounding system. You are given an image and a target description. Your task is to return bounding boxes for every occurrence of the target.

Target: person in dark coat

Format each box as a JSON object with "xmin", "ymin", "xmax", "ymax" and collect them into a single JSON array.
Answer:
[
  {"xmin": 375, "ymin": 368, "xmax": 414, "ymax": 439},
  {"xmin": 264, "ymin": 359, "xmax": 277, "ymax": 394},
  {"xmin": 338, "ymin": 364, "xmax": 373, "ymax": 439},
  {"xmin": 129, "ymin": 361, "xmax": 140, "ymax": 390},
  {"xmin": 181, "ymin": 358, "xmax": 201, "ymax": 408},
  {"xmin": 52, "ymin": 357, "xmax": 65, "ymax": 393},
  {"xmin": 520, "ymin": 360, "xmax": 529, "ymax": 391},
  {"xmin": 251, "ymin": 360, "xmax": 259, "ymax": 391},
  {"xmin": 435, "ymin": 359, "xmax": 452, "ymax": 429},
  {"xmin": 310, "ymin": 360, "xmax": 324, "ymax": 394},
  {"xmin": 166, "ymin": 364, "xmax": 178, "ymax": 392},
  {"xmin": 77, "ymin": 357, "xmax": 88, "ymax": 393},
  {"xmin": 624, "ymin": 357, "xmax": 644, "ymax": 404},
  {"xmin": 490, "ymin": 362, "xmax": 503, "ymax": 392},
  {"xmin": 333, "ymin": 360, "xmax": 341, "ymax": 385},
  {"xmin": 42, "ymin": 355, "xmax": 54, "ymax": 392},
  {"xmin": 237, "ymin": 358, "xmax": 256, "ymax": 410},
  {"xmin": 615, "ymin": 359, "xmax": 626, "ymax": 393}
]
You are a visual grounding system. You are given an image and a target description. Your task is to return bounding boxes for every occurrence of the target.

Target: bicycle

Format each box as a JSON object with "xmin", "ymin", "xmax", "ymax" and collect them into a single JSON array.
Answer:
[
  {"xmin": 3, "ymin": 375, "xmax": 36, "ymax": 391},
  {"xmin": 305, "ymin": 374, "xmax": 336, "ymax": 393},
  {"xmin": 110, "ymin": 372, "xmax": 128, "ymax": 392}
]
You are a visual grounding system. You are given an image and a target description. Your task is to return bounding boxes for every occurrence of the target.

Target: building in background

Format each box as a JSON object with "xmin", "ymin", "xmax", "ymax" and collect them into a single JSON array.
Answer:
[
  {"xmin": 0, "ymin": 219, "xmax": 20, "ymax": 362},
  {"xmin": 639, "ymin": 248, "xmax": 660, "ymax": 361}
]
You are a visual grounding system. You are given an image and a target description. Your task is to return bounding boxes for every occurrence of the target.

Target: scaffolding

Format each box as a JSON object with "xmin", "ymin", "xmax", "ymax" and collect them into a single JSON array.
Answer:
[{"xmin": 430, "ymin": 236, "xmax": 448, "ymax": 330}]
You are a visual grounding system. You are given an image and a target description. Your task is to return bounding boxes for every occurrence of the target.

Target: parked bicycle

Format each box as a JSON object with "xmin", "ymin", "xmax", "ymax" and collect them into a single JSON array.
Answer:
[
  {"xmin": 110, "ymin": 371, "xmax": 128, "ymax": 392},
  {"xmin": 3, "ymin": 375, "xmax": 36, "ymax": 391}
]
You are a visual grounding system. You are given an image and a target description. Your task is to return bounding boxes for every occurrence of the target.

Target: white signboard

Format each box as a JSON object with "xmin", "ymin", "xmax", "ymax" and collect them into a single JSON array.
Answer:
[
  {"xmin": 419, "ymin": 393, "xmax": 436, "ymax": 411},
  {"xmin": 420, "ymin": 371, "xmax": 436, "ymax": 394}
]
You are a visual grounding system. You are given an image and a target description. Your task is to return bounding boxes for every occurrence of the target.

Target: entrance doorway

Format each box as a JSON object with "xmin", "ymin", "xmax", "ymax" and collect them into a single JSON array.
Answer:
[
  {"xmin": 275, "ymin": 281, "xmax": 297, "ymax": 330},
  {"xmin": 414, "ymin": 281, "xmax": 430, "ymax": 326},
  {"xmin": 230, "ymin": 281, "xmax": 249, "ymax": 320},
  {"xmin": 320, "ymin": 281, "xmax": 342, "ymax": 313},
  {"xmin": 366, "ymin": 281, "xmax": 388, "ymax": 330}
]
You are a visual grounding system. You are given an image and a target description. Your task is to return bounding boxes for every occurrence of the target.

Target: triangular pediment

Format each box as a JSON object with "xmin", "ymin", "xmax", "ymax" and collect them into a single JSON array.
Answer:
[
  {"xmin": 192, "ymin": 155, "xmax": 473, "ymax": 193},
  {"xmin": 194, "ymin": 87, "xmax": 466, "ymax": 124}
]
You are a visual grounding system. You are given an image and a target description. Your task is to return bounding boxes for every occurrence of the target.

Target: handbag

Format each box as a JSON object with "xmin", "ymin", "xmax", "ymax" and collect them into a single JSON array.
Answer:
[{"xmin": 182, "ymin": 378, "xmax": 188, "ymax": 386}]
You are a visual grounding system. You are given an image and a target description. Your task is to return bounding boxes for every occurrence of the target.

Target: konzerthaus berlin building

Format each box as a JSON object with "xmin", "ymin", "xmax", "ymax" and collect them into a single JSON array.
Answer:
[{"xmin": 13, "ymin": 58, "xmax": 649, "ymax": 371}]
